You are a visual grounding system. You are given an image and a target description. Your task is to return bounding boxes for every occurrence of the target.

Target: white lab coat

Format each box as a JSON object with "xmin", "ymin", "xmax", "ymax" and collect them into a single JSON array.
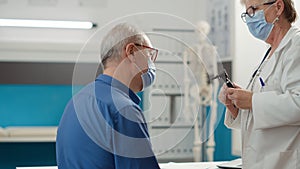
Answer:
[{"xmin": 225, "ymin": 26, "xmax": 300, "ymax": 169}]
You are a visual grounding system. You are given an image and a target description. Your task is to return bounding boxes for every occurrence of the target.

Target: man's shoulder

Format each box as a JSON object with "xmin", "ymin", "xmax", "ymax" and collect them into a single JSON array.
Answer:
[{"xmin": 73, "ymin": 80, "xmax": 140, "ymax": 113}]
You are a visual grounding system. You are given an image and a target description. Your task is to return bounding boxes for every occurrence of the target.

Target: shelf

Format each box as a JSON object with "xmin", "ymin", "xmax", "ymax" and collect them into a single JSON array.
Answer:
[
  {"xmin": 0, "ymin": 126, "xmax": 57, "ymax": 142},
  {"xmin": 0, "ymin": 136, "xmax": 56, "ymax": 143}
]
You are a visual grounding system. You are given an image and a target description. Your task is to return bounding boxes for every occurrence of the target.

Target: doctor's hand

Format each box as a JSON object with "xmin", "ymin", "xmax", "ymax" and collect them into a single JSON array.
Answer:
[
  {"xmin": 218, "ymin": 84, "xmax": 240, "ymax": 119},
  {"xmin": 227, "ymin": 88, "xmax": 253, "ymax": 110}
]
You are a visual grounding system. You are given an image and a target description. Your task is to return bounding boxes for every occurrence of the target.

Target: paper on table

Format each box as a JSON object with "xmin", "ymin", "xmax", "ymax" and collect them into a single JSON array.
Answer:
[
  {"xmin": 159, "ymin": 162, "xmax": 222, "ymax": 169},
  {"xmin": 217, "ymin": 158, "xmax": 242, "ymax": 169}
]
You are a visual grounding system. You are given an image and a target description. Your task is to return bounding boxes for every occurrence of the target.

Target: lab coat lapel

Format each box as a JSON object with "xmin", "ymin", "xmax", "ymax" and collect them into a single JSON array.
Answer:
[
  {"xmin": 259, "ymin": 52, "xmax": 278, "ymax": 82},
  {"xmin": 260, "ymin": 27, "xmax": 296, "ymax": 82}
]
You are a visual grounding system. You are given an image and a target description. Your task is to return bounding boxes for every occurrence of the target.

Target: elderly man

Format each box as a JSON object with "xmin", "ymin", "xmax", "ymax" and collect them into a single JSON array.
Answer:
[{"xmin": 56, "ymin": 23, "xmax": 160, "ymax": 169}]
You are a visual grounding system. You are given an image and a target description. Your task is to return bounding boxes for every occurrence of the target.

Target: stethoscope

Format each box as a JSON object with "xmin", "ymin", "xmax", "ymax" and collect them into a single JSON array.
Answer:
[
  {"xmin": 211, "ymin": 47, "xmax": 272, "ymax": 90},
  {"xmin": 246, "ymin": 47, "xmax": 272, "ymax": 90}
]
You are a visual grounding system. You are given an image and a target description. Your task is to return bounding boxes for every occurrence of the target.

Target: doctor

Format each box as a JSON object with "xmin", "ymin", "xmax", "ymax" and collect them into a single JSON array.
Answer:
[{"xmin": 219, "ymin": 0, "xmax": 300, "ymax": 168}]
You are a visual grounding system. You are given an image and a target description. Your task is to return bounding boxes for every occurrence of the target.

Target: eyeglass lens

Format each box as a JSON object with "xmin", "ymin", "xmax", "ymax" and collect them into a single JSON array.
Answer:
[
  {"xmin": 135, "ymin": 44, "xmax": 158, "ymax": 62},
  {"xmin": 241, "ymin": 1, "xmax": 276, "ymax": 22}
]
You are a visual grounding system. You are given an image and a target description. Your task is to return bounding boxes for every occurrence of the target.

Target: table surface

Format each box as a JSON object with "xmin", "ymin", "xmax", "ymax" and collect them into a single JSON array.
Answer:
[{"xmin": 16, "ymin": 161, "xmax": 225, "ymax": 169}]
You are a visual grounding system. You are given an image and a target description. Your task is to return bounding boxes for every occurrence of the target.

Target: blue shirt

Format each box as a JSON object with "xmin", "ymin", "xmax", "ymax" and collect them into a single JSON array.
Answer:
[{"xmin": 56, "ymin": 74, "xmax": 160, "ymax": 169}]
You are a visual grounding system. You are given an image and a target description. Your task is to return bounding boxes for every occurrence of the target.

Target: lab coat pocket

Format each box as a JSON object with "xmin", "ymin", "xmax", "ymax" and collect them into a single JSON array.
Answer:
[
  {"xmin": 260, "ymin": 84, "xmax": 278, "ymax": 93},
  {"xmin": 263, "ymin": 150, "xmax": 298, "ymax": 169}
]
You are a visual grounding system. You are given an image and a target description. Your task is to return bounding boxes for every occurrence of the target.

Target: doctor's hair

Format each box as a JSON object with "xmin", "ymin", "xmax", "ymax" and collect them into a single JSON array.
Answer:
[
  {"xmin": 100, "ymin": 23, "xmax": 146, "ymax": 68},
  {"xmin": 282, "ymin": 0, "xmax": 297, "ymax": 23},
  {"xmin": 241, "ymin": 0, "xmax": 297, "ymax": 23}
]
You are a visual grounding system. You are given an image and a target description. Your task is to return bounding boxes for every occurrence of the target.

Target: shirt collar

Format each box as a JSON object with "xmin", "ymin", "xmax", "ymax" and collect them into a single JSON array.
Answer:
[
  {"xmin": 96, "ymin": 74, "xmax": 141, "ymax": 105},
  {"xmin": 274, "ymin": 26, "xmax": 298, "ymax": 53}
]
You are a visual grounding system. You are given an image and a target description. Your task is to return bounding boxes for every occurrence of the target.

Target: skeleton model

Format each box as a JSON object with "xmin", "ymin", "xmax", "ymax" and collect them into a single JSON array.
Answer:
[{"xmin": 183, "ymin": 21, "xmax": 219, "ymax": 162}]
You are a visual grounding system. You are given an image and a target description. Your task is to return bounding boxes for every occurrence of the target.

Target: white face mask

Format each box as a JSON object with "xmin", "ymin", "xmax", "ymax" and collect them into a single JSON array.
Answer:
[{"xmin": 140, "ymin": 58, "xmax": 156, "ymax": 91}]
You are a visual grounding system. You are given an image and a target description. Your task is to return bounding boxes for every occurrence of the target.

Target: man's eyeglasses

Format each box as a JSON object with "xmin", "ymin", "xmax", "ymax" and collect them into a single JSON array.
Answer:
[
  {"xmin": 134, "ymin": 43, "xmax": 158, "ymax": 62},
  {"xmin": 241, "ymin": 0, "xmax": 276, "ymax": 23}
]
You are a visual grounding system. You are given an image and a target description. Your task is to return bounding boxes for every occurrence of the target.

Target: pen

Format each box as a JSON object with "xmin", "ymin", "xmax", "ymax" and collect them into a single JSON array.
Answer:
[{"xmin": 259, "ymin": 77, "xmax": 265, "ymax": 87}]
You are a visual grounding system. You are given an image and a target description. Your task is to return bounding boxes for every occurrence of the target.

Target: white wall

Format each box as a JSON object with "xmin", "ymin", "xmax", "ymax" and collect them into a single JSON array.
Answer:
[
  {"xmin": 232, "ymin": 0, "xmax": 300, "ymax": 156},
  {"xmin": 0, "ymin": 0, "xmax": 204, "ymax": 42},
  {"xmin": 0, "ymin": 0, "xmax": 206, "ymax": 62}
]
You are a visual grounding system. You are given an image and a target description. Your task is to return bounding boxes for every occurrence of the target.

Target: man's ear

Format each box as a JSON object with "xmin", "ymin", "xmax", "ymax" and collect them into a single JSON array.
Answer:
[{"xmin": 125, "ymin": 43, "xmax": 136, "ymax": 62}]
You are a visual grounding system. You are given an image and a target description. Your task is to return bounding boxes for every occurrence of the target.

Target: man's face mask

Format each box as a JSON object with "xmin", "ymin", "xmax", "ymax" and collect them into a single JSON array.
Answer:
[
  {"xmin": 140, "ymin": 58, "xmax": 156, "ymax": 91},
  {"xmin": 132, "ymin": 43, "xmax": 158, "ymax": 91}
]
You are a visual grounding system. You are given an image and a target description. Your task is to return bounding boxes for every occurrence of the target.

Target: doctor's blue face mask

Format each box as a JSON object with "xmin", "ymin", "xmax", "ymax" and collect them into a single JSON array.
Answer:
[{"xmin": 243, "ymin": 1, "xmax": 278, "ymax": 41}]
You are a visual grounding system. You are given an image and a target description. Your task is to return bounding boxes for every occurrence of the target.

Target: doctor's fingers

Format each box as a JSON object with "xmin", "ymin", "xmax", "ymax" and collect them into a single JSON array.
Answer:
[
  {"xmin": 232, "ymin": 82, "xmax": 242, "ymax": 89},
  {"xmin": 218, "ymin": 85, "xmax": 231, "ymax": 104},
  {"xmin": 219, "ymin": 84, "xmax": 231, "ymax": 96},
  {"xmin": 227, "ymin": 88, "xmax": 246, "ymax": 102},
  {"xmin": 227, "ymin": 88, "xmax": 252, "ymax": 98},
  {"xmin": 227, "ymin": 88, "xmax": 242, "ymax": 98},
  {"xmin": 218, "ymin": 92, "xmax": 234, "ymax": 106},
  {"xmin": 218, "ymin": 92, "xmax": 229, "ymax": 105},
  {"xmin": 227, "ymin": 89, "xmax": 253, "ymax": 109}
]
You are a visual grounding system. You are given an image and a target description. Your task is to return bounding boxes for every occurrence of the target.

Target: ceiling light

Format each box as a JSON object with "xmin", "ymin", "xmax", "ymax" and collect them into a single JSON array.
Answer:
[{"xmin": 0, "ymin": 19, "xmax": 97, "ymax": 29}]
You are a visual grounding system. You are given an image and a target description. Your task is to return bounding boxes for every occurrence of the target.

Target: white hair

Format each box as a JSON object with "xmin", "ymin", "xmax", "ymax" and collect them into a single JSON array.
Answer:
[
  {"xmin": 241, "ymin": 0, "xmax": 270, "ymax": 5},
  {"xmin": 100, "ymin": 23, "xmax": 146, "ymax": 67}
]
